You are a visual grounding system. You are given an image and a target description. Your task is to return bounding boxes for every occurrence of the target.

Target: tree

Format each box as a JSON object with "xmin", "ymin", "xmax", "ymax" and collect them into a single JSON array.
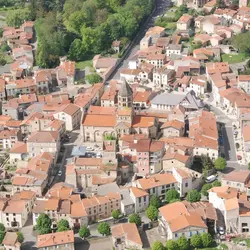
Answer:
[
  {"xmin": 57, "ymin": 226, "xmax": 69, "ymax": 232},
  {"xmin": 201, "ymin": 183, "xmax": 212, "ymax": 196},
  {"xmin": 214, "ymin": 157, "xmax": 226, "ymax": 171},
  {"xmin": 128, "ymin": 213, "xmax": 141, "ymax": 226},
  {"xmin": 165, "ymin": 189, "xmax": 180, "ymax": 203},
  {"xmin": 187, "ymin": 189, "xmax": 201, "ymax": 202},
  {"xmin": 97, "ymin": 222, "xmax": 111, "ymax": 236},
  {"xmin": 68, "ymin": 39, "xmax": 87, "ymax": 61},
  {"xmin": 0, "ymin": 231, "xmax": 5, "ymax": 244},
  {"xmin": 6, "ymin": 9, "xmax": 31, "ymax": 27},
  {"xmin": 216, "ymin": 0, "xmax": 226, "ymax": 8},
  {"xmin": 177, "ymin": 236, "xmax": 189, "ymax": 250},
  {"xmin": 201, "ymin": 155, "xmax": 214, "ymax": 176},
  {"xmin": 232, "ymin": 31, "xmax": 250, "ymax": 54},
  {"xmin": 57, "ymin": 219, "xmax": 70, "ymax": 230},
  {"xmin": 79, "ymin": 226, "xmax": 90, "ymax": 239},
  {"xmin": 0, "ymin": 223, "xmax": 5, "ymax": 232},
  {"xmin": 85, "ymin": 73, "xmax": 103, "ymax": 85},
  {"xmin": 0, "ymin": 54, "xmax": 6, "ymax": 66},
  {"xmin": 190, "ymin": 234, "xmax": 203, "ymax": 248},
  {"xmin": 152, "ymin": 241, "xmax": 165, "ymax": 250},
  {"xmin": 111, "ymin": 210, "xmax": 120, "ymax": 220},
  {"xmin": 16, "ymin": 232, "xmax": 24, "ymax": 243},
  {"xmin": 150, "ymin": 195, "xmax": 162, "ymax": 209},
  {"xmin": 165, "ymin": 239, "xmax": 178, "ymax": 250},
  {"xmin": 212, "ymin": 180, "xmax": 221, "ymax": 187},
  {"xmin": 169, "ymin": 198, "xmax": 181, "ymax": 204},
  {"xmin": 36, "ymin": 214, "xmax": 52, "ymax": 235},
  {"xmin": 201, "ymin": 232, "xmax": 213, "ymax": 247},
  {"xmin": 146, "ymin": 206, "xmax": 158, "ymax": 221}
]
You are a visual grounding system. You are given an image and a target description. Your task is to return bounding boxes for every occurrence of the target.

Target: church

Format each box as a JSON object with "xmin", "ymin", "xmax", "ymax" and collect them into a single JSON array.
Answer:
[{"xmin": 81, "ymin": 80, "xmax": 158, "ymax": 142}]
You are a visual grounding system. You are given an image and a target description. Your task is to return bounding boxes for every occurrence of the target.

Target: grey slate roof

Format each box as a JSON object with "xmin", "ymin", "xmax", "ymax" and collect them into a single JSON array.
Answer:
[{"xmin": 119, "ymin": 79, "xmax": 133, "ymax": 97}]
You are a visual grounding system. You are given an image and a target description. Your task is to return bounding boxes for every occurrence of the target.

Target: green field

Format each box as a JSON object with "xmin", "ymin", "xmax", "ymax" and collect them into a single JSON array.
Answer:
[
  {"xmin": 221, "ymin": 53, "xmax": 249, "ymax": 64},
  {"xmin": 232, "ymin": 237, "xmax": 250, "ymax": 247},
  {"xmin": 76, "ymin": 60, "xmax": 93, "ymax": 70}
]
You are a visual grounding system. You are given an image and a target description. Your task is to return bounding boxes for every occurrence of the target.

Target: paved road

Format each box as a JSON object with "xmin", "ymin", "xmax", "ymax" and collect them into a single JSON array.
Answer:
[
  {"xmin": 111, "ymin": 0, "xmax": 172, "ymax": 80},
  {"xmin": 208, "ymin": 103, "xmax": 248, "ymax": 172}
]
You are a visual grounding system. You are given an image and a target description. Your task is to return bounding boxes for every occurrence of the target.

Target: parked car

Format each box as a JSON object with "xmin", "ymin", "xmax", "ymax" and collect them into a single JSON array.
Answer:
[
  {"xmin": 218, "ymin": 227, "xmax": 225, "ymax": 235},
  {"xmin": 58, "ymin": 170, "xmax": 62, "ymax": 176},
  {"xmin": 86, "ymin": 147, "xmax": 94, "ymax": 151},
  {"xmin": 206, "ymin": 175, "xmax": 217, "ymax": 183},
  {"xmin": 237, "ymin": 155, "xmax": 242, "ymax": 160}
]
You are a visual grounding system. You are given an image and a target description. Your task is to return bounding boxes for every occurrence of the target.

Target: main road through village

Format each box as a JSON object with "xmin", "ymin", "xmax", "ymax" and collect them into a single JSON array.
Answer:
[{"xmin": 109, "ymin": 0, "xmax": 172, "ymax": 80}]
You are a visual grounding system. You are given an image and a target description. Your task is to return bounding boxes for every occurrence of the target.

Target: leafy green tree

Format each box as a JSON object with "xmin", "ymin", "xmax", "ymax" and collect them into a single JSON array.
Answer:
[
  {"xmin": 146, "ymin": 206, "xmax": 158, "ymax": 221},
  {"xmin": 85, "ymin": 73, "xmax": 103, "ymax": 84},
  {"xmin": 187, "ymin": 189, "xmax": 201, "ymax": 202},
  {"xmin": 57, "ymin": 219, "xmax": 70, "ymax": 230},
  {"xmin": 150, "ymin": 195, "xmax": 162, "ymax": 209},
  {"xmin": 169, "ymin": 198, "xmax": 181, "ymax": 204},
  {"xmin": 16, "ymin": 232, "xmax": 24, "ymax": 243},
  {"xmin": 216, "ymin": 0, "xmax": 226, "ymax": 7},
  {"xmin": 0, "ymin": 231, "xmax": 5, "ymax": 244},
  {"xmin": 201, "ymin": 232, "xmax": 213, "ymax": 247},
  {"xmin": 152, "ymin": 241, "xmax": 165, "ymax": 250},
  {"xmin": 212, "ymin": 180, "xmax": 221, "ymax": 187},
  {"xmin": 97, "ymin": 222, "xmax": 111, "ymax": 236},
  {"xmin": 68, "ymin": 39, "xmax": 87, "ymax": 61},
  {"xmin": 177, "ymin": 236, "xmax": 189, "ymax": 250},
  {"xmin": 232, "ymin": 31, "xmax": 250, "ymax": 54},
  {"xmin": 57, "ymin": 226, "xmax": 69, "ymax": 232},
  {"xmin": 0, "ymin": 54, "xmax": 6, "ymax": 66},
  {"xmin": 165, "ymin": 239, "xmax": 178, "ymax": 250},
  {"xmin": 36, "ymin": 214, "xmax": 52, "ymax": 235},
  {"xmin": 190, "ymin": 234, "xmax": 203, "ymax": 248},
  {"xmin": 0, "ymin": 223, "xmax": 5, "ymax": 232},
  {"xmin": 201, "ymin": 183, "xmax": 212, "ymax": 196},
  {"xmin": 79, "ymin": 226, "xmax": 90, "ymax": 239},
  {"xmin": 66, "ymin": 11, "xmax": 87, "ymax": 34},
  {"xmin": 6, "ymin": 9, "xmax": 31, "ymax": 27},
  {"xmin": 111, "ymin": 210, "xmax": 120, "ymax": 220},
  {"xmin": 214, "ymin": 157, "xmax": 226, "ymax": 171},
  {"xmin": 128, "ymin": 213, "xmax": 141, "ymax": 226},
  {"xmin": 165, "ymin": 189, "xmax": 180, "ymax": 203}
]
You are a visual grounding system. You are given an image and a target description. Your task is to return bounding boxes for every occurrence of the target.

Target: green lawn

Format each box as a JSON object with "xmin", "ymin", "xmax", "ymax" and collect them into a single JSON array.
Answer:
[
  {"xmin": 165, "ymin": 22, "xmax": 176, "ymax": 30},
  {"xmin": 76, "ymin": 60, "xmax": 93, "ymax": 70},
  {"xmin": 5, "ymin": 54, "xmax": 13, "ymax": 64},
  {"xmin": 221, "ymin": 53, "xmax": 249, "ymax": 64}
]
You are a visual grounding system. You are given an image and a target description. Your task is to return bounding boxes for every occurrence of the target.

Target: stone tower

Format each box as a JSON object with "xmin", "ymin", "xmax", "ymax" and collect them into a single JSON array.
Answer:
[{"xmin": 118, "ymin": 78, "xmax": 133, "ymax": 108}]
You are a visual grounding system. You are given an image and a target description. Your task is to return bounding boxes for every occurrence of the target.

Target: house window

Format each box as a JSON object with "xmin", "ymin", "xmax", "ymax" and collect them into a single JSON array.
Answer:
[
  {"xmin": 185, "ymin": 183, "xmax": 188, "ymax": 187},
  {"xmin": 175, "ymin": 233, "xmax": 178, "ymax": 238}
]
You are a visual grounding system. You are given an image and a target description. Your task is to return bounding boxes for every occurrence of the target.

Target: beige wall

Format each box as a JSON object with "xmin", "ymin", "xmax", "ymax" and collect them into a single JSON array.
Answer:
[{"xmin": 38, "ymin": 242, "xmax": 75, "ymax": 250}]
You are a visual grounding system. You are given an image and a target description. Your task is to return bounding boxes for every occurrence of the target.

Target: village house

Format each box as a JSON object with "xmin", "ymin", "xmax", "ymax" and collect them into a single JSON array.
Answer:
[
  {"xmin": 158, "ymin": 201, "xmax": 208, "ymax": 240},
  {"xmin": 161, "ymin": 120, "xmax": 185, "ymax": 138},
  {"xmin": 111, "ymin": 223, "xmax": 143, "ymax": 250},
  {"xmin": 188, "ymin": 75, "xmax": 207, "ymax": 97},
  {"xmin": 189, "ymin": 110, "xmax": 218, "ymax": 160},
  {"xmin": 53, "ymin": 103, "xmax": 82, "ymax": 131},
  {"xmin": 3, "ymin": 232, "xmax": 21, "ymax": 250},
  {"xmin": 153, "ymin": 67, "xmax": 175, "ymax": 90},
  {"xmin": 238, "ymin": 75, "xmax": 250, "ymax": 94},
  {"xmin": 37, "ymin": 231, "xmax": 75, "ymax": 250},
  {"xmin": 177, "ymin": 14, "xmax": 193, "ymax": 30},
  {"xmin": 27, "ymin": 131, "xmax": 60, "ymax": 160},
  {"xmin": 0, "ymin": 129, "xmax": 21, "ymax": 150},
  {"xmin": 129, "ymin": 187, "xmax": 149, "ymax": 213}
]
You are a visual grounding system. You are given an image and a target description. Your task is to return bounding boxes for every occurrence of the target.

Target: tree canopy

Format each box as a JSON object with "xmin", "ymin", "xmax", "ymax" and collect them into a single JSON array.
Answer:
[
  {"xmin": 186, "ymin": 189, "xmax": 201, "ymax": 202},
  {"xmin": 165, "ymin": 239, "xmax": 178, "ymax": 250},
  {"xmin": 201, "ymin": 183, "xmax": 212, "ymax": 196},
  {"xmin": 111, "ymin": 210, "xmax": 120, "ymax": 220},
  {"xmin": 165, "ymin": 189, "xmax": 180, "ymax": 203},
  {"xmin": 150, "ymin": 195, "xmax": 162, "ymax": 209},
  {"xmin": 6, "ymin": 8, "xmax": 32, "ymax": 27},
  {"xmin": 36, "ymin": 214, "xmax": 52, "ymax": 235},
  {"xmin": 97, "ymin": 222, "xmax": 111, "ymax": 236},
  {"xmin": 146, "ymin": 206, "xmax": 158, "ymax": 221},
  {"xmin": 190, "ymin": 234, "xmax": 203, "ymax": 248},
  {"xmin": 177, "ymin": 236, "xmax": 189, "ymax": 250},
  {"xmin": 128, "ymin": 213, "xmax": 141, "ymax": 226},
  {"xmin": 214, "ymin": 157, "xmax": 226, "ymax": 171},
  {"xmin": 232, "ymin": 31, "xmax": 250, "ymax": 54},
  {"xmin": 201, "ymin": 233, "xmax": 213, "ymax": 247},
  {"xmin": 16, "ymin": 232, "xmax": 24, "ymax": 243},
  {"xmin": 152, "ymin": 241, "xmax": 165, "ymax": 250},
  {"xmin": 57, "ymin": 219, "xmax": 70, "ymax": 230},
  {"xmin": 79, "ymin": 226, "xmax": 90, "ymax": 239},
  {"xmin": 85, "ymin": 73, "xmax": 103, "ymax": 84}
]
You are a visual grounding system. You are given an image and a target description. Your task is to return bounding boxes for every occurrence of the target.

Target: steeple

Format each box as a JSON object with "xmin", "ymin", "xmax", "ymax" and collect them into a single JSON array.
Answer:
[{"xmin": 118, "ymin": 78, "xmax": 133, "ymax": 108}]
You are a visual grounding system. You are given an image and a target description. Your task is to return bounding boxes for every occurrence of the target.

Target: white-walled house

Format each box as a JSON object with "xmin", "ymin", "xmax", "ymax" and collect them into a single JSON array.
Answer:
[{"xmin": 129, "ymin": 187, "xmax": 149, "ymax": 213}]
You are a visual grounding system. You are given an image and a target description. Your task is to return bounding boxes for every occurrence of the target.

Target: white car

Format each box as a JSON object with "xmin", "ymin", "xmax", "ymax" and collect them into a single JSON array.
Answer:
[
  {"xmin": 58, "ymin": 171, "xmax": 62, "ymax": 176},
  {"xmin": 205, "ymin": 175, "xmax": 217, "ymax": 183},
  {"xmin": 86, "ymin": 147, "xmax": 94, "ymax": 151}
]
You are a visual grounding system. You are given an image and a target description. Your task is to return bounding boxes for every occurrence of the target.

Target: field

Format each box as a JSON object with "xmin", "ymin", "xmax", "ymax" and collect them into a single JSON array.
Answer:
[
  {"xmin": 76, "ymin": 60, "xmax": 93, "ymax": 70},
  {"xmin": 221, "ymin": 53, "xmax": 248, "ymax": 64}
]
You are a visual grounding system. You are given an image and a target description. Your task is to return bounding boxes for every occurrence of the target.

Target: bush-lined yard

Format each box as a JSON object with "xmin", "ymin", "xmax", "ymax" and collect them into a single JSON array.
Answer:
[{"xmin": 221, "ymin": 53, "xmax": 248, "ymax": 64}]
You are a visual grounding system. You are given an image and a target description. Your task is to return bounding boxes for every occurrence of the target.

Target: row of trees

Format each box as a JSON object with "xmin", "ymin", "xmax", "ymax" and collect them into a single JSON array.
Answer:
[{"xmin": 152, "ymin": 233, "xmax": 214, "ymax": 250}]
